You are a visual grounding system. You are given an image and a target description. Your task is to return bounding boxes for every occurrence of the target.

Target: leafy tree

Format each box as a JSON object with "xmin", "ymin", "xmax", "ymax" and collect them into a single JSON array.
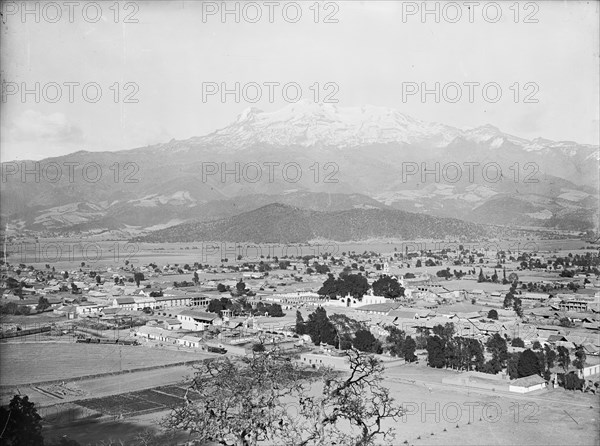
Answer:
[
  {"xmin": 329, "ymin": 314, "xmax": 364, "ymax": 350},
  {"xmin": 559, "ymin": 317, "xmax": 574, "ymax": 328},
  {"xmin": 477, "ymin": 268, "xmax": 485, "ymax": 283},
  {"xmin": 487, "ymin": 309, "xmax": 498, "ymax": 320},
  {"xmin": 511, "ymin": 337, "xmax": 525, "ymax": 348},
  {"xmin": 252, "ymin": 343, "xmax": 266, "ymax": 352},
  {"xmin": 372, "ymin": 275, "xmax": 404, "ymax": 299},
  {"xmin": 295, "ymin": 310, "xmax": 306, "ymax": 335},
  {"xmin": 318, "ymin": 274, "xmax": 369, "ymax": 300},
  {"xmin": 573, "ymin": 346, "xmax": 586, "ymax": 371},
  {"xmin": 36, "ymin": 296, "xmax": 51, "ymax": 311},
  {"xmin": 426, "ymin": 336, "xmax": 446, "ymax": 368},
  {"xmin": 236, "ymin": 280, "xmax": 247, "ymax": 296},
  {"xmin": 134, "ymin": 272, "xmax": 145, "ymax": 287},
  {"xmin": 517, "ymin": 349, "xmax": 541, "ymax": 377},
  {"xmin": 305, "ymin": 307, "xmax": 337, "ymax": 347},
  {"xmin": 266, "ymin": 303, "xmax": 284, "ymax": 317},
  {"xmin": 557, "ymin": 346, "xmax": 571, "ymax": 372},
  {"xmin": 485, "ymin": 333, "xmax": 508, "ymax": 373},
  {"xmin": 503, "ymin": 291, "xmax": 514, "ymax": 309},
  {"xmin": 353, "ymin": 329, "xmax": 382, "ymax": 354},
  {"xmin": 544, "ymin": 344, "xmax": 557, "ymax": 372},
  {"xmin": 532, "ymin": 341, "xmax": 542, "ymax": 350},
  {"xmin": 0, "ymin": 395, "xmax": 44, "ymax": 446},
  {"xmin": 562, "ymin": 372, "xmax": 584, "ymax": 391},
  {"xmin": 512, "ymin": 297, "xmax": 523, "ymax": 318},
  {"xmin": 403, "ymin": 336, "xmax": 417, "ymax": 362},
  {"xmin": 507, "ymin": 352, "xmax": 520, "ymax": 379},
  {"xmin": 385, "ymin": 326, "xmax": 406, "ymax": 357},
  {"xmin": 217, "ymin": 283, "xmax": 227, "ymax": 292}
]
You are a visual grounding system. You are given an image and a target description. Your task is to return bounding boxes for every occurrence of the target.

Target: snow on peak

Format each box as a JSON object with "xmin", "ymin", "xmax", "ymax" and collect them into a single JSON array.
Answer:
[{"xmin": 206, "ymin": 102, "xmax": 461, "ymax": 149}]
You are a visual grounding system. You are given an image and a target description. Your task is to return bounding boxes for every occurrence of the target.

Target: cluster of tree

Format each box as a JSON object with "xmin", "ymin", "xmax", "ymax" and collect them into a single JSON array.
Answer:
[
  {"xmin": 503, "ymin": 282, "xmax": 523, "ymax": 317},
  {"xmin": 425, "ymin": 324, "xmax": 485, "ymax": 371},
  {"xmin": 385, "ymin": 326, "xmax": 417, "ymax": 362},
  {"xmin": 296, "ymin": 307, "xmax": 337, "ymax": 347},
  {"xmin": 173, "ymin": 280, "xmax": 195, "ymax": 288},
  {"xmin": 0, "ymin": 301, "xmax": 31, "ymax": 315},
  {"xmin": 253, "ymin": 302, "xmax": 285, "ymax": 317},
  {"xmin": 317, "ymin": 273, "xmax": 369, "ymax": 299},
  {"xmin": 296, "ymin": 309, "xmax": 383, "ymax": 353},
  {"xmin": 207, "ymin": 297, "xmax": 284, "ymax": 318}
]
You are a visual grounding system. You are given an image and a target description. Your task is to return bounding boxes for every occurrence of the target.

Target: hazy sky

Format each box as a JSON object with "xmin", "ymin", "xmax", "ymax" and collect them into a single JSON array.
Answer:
[{"xmin": 1, "ymin": 0, "xmax": 598, "ymax": 161}]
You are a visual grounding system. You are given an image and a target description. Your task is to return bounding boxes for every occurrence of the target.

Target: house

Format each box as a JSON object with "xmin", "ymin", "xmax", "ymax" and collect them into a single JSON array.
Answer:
[
  {"xmin": 132, "ymin": 295, "xmax": 156, "ymax": 309},
  {"xmin": 163, "ymin": 319, "xmax": 182, "ymax": 330},
  {"xmin": 74, "ymin": 302, "xmax": 106, "ymax": 315},
  {"xmin": 112, "ymin": 297, "xmax": 136, "ymax": 310},
  {"xmin": 136, "ymin": 325, "xmax": 165, "ymax": 340},
  {"xmin": 508, "ymin": 375, "xmax": 547, "ymax": 393},
  {"xmin": 354, "ymin": 302, "xmax": 401, "ymax": 315},
  {"xmin": 177, "ymin": 335, "xmax": 202, "ymax": 348},
  {"xmin": 177, "ymin": 309, "xmax": 220, "ymax": 331},
  {"xmin": 153, "ymin": 294, "xmax": 192, "ymax": 308},
  {"xmin": 559, "ymin": 300, "xmax": 589, "ymax": 312}
]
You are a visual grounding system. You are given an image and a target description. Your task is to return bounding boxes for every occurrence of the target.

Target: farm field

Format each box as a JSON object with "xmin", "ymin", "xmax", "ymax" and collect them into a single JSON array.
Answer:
[
  {"xmin": 6, "ymin": 238, "xmax": 589, "ymax": 273},
  {"xmin": 40, "ymin": 367, "xmax": 600, "ymax": 446},
  {"xmin": 0, "ymin": 342, "xmax": 209, "ymax": 386}
]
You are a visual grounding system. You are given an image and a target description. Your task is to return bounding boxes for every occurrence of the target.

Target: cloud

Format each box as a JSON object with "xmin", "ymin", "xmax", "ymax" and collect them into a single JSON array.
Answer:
[{"xmin": 7, "ymin": 110, "xmax": 84, "ymax": 144}]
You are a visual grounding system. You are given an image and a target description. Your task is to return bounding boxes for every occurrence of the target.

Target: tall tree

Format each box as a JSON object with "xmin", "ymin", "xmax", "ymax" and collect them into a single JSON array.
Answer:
[
  {"xmin": 573, "ymin": 346, "xmax": 586, "ymax": 371},
  {"xmin": 517, "ymin": 349, "xmax": 541, "ymax": 378},
  {"xmin": 295, "ymin": 310, "xmax": 306, "ymax": 335},
  {"xmin": 353, "ymin": 329, "xmax": 382, "ymax": 354},
  {"xmin": 305, "ymin": 307, "xmax": 337, "ymax": 347},
  {"xmin": 372, "ymin": 276, "xmax": 404, "ymax": 299},
  {"xmin": 0, "ymin": 395, "xmax": 44, "ymax": 446},
  {"xmin": 557, "ymin": 346, "xmax": 571, "ymax": 372},
  {"xmin": 403, "ymin": 336, "xmax": 417, "ymax": 362}
]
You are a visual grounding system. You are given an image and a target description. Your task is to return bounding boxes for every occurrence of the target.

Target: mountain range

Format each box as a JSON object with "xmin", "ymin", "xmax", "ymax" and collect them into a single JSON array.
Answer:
[{"xmin": 1, "ymin": 101, "xmax": 598, "ymax": 239}]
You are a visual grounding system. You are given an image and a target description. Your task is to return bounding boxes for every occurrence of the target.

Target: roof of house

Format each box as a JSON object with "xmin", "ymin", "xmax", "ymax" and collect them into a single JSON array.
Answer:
[
  {"xmin": 178, "ymin": 310, "xmax": 219, "ymax": 321},
  {"xmin": 388, "ymin": 309, "xmax": 419, "ymax": 319},
  {"xmin": 153, "ymin": 294, "xmax": 191, "ymax": 301},
  {"xmin": 547, "ymin": 334, "xmax": 568, "ymax": 342},
  {"xmin": 115, "ymin": 297, "xmax": 136, "ymax": 305},
  {"xmin": 355, "ymin": 302, "xmax": 401, "ymax": 313},
  {"xmin": 137, "ymin": 326, "xmax": 165, "ymax": 335},
  {"xmin": 180, "ymin": 335, "xmax": 203, "ymax": 342},
  {"xmin": 510, "ymin": 375, "xmax": 547, "ymax": 387},
  {"xmin": 164, "ymin": 318, "xmax": 181, "ymax": 325}
]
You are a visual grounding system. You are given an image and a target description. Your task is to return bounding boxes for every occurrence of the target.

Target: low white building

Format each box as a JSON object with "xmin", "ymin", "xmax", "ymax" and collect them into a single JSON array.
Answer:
[
  {"xmin": 178, "ymin": 335, "xmax": 202, "ymax": 348},
  {"xmin": 177, "ymin": 309, "xmax": 220, "ymax": 331},
  {"xmin": 508, "ymin": 375, "xmax": 547, "ymax": 393}
]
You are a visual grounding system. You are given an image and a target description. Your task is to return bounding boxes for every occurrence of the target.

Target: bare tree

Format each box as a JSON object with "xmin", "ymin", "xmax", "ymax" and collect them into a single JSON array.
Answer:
[
  {"xmin": 163, "ymin": 351, "xmax": 311, "ymax": 446},
  {"xmin": 163, "ymin": 349, "xmax": 404, "ymax": 446},
  {"xmin": 289, "ymin": 349, "xmax": 404, "ymax": 446}
]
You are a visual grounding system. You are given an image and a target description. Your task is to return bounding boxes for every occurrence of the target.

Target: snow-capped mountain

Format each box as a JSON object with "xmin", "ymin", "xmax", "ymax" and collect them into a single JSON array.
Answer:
[
  {"xmin": 200, "ymin": 101, "xmax": 462, "ymax": 149},
  {"xmin": 1, "ymin": 102, "xmax": 598, "ymax": 236}
]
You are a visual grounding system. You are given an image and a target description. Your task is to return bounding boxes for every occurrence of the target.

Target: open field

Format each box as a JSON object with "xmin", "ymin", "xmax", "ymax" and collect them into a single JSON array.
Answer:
[
  {"xmin": 34, "ymin": 359, "xmax": 600, "ymax": 445},
  {"xmin": 0, "ymin": 342, "xmax": 210, "ymax": 386},
  {"xmin": 6, "ymin": 238, "xmax": 593, "ymax": 272}
]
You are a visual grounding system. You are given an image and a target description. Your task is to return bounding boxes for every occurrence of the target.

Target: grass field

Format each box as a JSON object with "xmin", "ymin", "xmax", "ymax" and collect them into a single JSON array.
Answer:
[{"xmin": 0, "ymin": 342, "xmax": 209, "ymax": 386}]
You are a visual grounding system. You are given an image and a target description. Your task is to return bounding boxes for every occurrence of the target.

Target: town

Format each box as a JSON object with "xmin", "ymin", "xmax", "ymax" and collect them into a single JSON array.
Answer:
[{"xmin": 1, "ymin": 238, "xmax": 599, "ymax": 444}]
